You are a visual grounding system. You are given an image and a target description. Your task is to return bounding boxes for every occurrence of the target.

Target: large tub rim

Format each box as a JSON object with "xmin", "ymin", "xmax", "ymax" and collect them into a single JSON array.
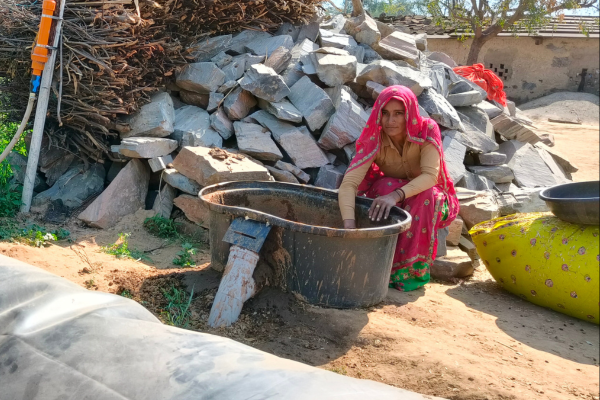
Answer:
[{"xmin": 199, "ymin": 181, "xmax": 412, "ymax": 239}]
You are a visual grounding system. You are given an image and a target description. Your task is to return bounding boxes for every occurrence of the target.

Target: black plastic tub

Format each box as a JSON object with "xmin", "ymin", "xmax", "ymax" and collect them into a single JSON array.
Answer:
[
  {"xmin": 199, "ymin": 181, "xmax": 412, "ymax": 308},
  {"xmin": 539, "ymin": 181, "xmax": 599, "ymax": 225}
]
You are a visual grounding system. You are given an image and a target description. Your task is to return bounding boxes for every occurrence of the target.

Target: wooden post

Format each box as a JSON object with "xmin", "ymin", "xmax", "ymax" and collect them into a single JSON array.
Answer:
[{"xmin": 21, "ymin": 0, "xmax": 66, "ymax": 213}]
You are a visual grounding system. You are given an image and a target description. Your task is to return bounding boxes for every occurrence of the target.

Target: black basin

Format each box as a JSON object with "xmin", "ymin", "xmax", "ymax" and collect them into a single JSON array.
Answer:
[
  {"xmin": 200, "ymin": 181, "xmax": 412, "ymax": 308},
  {"xmin": 539, "ymin": 181, "xmax": 599, "ymax": 225}
]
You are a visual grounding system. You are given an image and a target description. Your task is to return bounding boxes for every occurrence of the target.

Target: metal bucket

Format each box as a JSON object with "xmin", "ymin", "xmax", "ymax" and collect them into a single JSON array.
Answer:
[{"xmin": 199, "ymin": 181, "xmax": 411, "ymax": 308}]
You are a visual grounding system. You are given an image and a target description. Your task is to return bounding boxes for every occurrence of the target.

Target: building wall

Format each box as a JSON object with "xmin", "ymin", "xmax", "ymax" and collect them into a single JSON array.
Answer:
[{"xmin": 427, "ymin": 36, "xmax": 600, "ymax": 104}]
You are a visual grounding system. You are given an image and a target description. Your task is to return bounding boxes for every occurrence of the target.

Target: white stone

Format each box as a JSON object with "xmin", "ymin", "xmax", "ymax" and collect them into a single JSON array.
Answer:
[
  {"xmin": 372, "ymin": 31, "xmax": 419, "ymax": 67},
  {"xmin": 418, "ymin": 89, "xmax": 464, "ymax": 130},
  {"xmin": 319, "ymin": 30, "xmax": 358, "ymax": 48},
  {"xmin": 152, "ymin": 184, "xmax": 176, "ymax": 219},
  {"xmin": 319, "ymin": 89, "xmax": 368, "ymax": 150},
  {"xmin": 312, "ymin": 50, "xmax": 357, "ymax": 87},
  {"xmin": 356, "ymin": 60, "xmax": 431, "ymax": 96}
]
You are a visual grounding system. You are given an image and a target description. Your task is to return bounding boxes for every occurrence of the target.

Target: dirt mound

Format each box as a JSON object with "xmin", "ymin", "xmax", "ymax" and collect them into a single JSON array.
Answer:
[{"xmin": 519, "ymin": 92, "xmax": 600, "ymax": 125}]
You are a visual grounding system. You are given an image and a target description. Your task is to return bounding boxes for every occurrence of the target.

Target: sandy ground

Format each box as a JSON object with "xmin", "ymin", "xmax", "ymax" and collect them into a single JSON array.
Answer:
[
  {"xmin": 519, "ymin": 92, "xmax": 600, "ymax": 183},
  {"xmin": 1, "ymin": 210, "xmax": 598, "ymax": 400},
  {"xmin": 1, "ymin": 93, "xmax": 598, "ymax": 399}
]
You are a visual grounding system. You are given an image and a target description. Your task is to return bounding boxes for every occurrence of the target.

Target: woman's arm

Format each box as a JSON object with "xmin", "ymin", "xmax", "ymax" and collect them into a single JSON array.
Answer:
[
  {"xmin": 401, "ymin": 143, "xmax": 440, "ymax": 198},
  {"xmin": 338, "ymin": 161, "xmax": 372, "ymax": 228}
]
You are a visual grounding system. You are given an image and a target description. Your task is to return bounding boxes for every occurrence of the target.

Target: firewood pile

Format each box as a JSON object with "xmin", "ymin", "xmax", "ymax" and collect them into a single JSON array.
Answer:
[{"xmin": 0, "ymin": 0, "xmax": 322, "ymax": 162}]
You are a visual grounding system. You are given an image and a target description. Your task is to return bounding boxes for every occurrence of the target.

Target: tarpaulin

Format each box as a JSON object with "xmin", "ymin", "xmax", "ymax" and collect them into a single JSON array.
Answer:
[
  {"xmin": 0, "ymin": 255, "xmax": 444, "ymax": 400},
  {"xmin": 453, "ymin": 63, "xmax": 507, "ymax": 106}
]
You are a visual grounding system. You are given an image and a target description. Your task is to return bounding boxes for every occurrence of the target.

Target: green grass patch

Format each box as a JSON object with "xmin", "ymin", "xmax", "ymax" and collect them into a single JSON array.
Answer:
[
  {"xmin": 0, "ymin": 119, "xmax": 28, "ymax": 218},
  {"xmin": 172, "ymin": 243, "xmax": 197, "ymax": 268},
  {"xmin": 102, "ymin": 233, "xmax": 151, "ymax": 262},
  {"xmin": 143, "ymin": 214, "xmax": 180, "ymax": 239},
  {"xmin": 161, "ymin": 285, "xmax": 194, "ymax": 328},
  {"xmin": 0, "ymin": 222, "xmax": 70, "ymax": 247}
]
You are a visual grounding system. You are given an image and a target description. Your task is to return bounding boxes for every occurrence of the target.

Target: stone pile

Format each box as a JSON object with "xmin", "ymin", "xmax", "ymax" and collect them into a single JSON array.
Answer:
[{"xmin": 25, "ymin": 14, "xmax": 577, "ymax": 278}]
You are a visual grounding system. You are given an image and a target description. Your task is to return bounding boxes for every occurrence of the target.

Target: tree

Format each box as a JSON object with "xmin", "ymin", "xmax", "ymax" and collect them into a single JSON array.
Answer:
[{"xmin": 427, "ymin": 0, "xmax": 600, "ymax": 65}]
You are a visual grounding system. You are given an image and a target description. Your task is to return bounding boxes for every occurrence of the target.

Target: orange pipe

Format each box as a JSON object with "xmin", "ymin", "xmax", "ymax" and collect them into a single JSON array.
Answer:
[{"xmin": 31, "ymin": 0, "xmax": 57, "ymax": 77}]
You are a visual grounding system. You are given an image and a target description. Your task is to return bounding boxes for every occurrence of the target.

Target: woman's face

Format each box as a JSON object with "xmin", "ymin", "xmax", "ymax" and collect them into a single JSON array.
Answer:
[{"xmin": 380, "ymin": 99, "xmax": 407, "ymax": 139}]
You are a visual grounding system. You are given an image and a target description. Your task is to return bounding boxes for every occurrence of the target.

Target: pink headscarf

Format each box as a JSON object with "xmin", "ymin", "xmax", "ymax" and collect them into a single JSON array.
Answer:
[{"xmin": 347, "ymin": 85, "xmax": 459, "ymax": 228}]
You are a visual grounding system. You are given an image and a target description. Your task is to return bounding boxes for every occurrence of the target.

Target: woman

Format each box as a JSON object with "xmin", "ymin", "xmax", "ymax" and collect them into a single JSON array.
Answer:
[{"xmin": 338, "ymin": 85, "xmax": 459, "ymax": 292}]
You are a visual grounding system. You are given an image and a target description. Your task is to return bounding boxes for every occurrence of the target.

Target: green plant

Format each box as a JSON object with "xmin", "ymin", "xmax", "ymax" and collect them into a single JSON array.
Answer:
[
  {"xmin": 120, "ymin": 289, "xmax": 134, "ymax": 299},
  {"xmin": 84, "ymin": 277, "xmax": 96, "ymax": 289},
  {"xmin": 143, "ymin": 214, "xmax": 180, "ymax": 239},
  {"xmin": 328, "ymin": 366, "xmax": 348, "ymax": 375},
  {"xmin": 173, "ymin": 243, "xmax": 197, "ymax": 267},
  {"xmin": 1, "ymin": 224, "xmax": 71, "ymax": 247},
  {"xmin": 0, "ymin": 119, "xmax": 28, "ymax": 218},
  {"xmin": 102, "ymin": 233, "xmax": 151, "ymax": 262},
  {"xmin": 161, "ymin": 285, "xmax": 194, "ymax": 328}
]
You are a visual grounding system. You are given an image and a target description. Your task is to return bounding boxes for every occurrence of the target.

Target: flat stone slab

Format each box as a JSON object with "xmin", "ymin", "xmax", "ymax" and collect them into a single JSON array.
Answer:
[
  {"xmin": 476, "ymin": 101, "xmax": 503, "ymax": 119},
  {"xmin": 211, "ymin": 51, "xmax": 233, "ymax": 68},
  {"xmin": 357, "ymin": 60, "xmax": 431, "ymax": 96},
  {"xmin": 265, "ymin": 165, "xmax": 299, "ymax": 184},
  {"xmin": 245, "ymin": 35, "xmax": 294, "ymax": 57},
  {"xmin": 474, "ymin": 152, "xmax": 507, "ymax": 166},
  {"xmin": 312, "ymin": 50, "xmax": 357, "ymax": 87},
  {"xmin": 372, "ymin": 31, "xmax": 419, "ymax": 67},
  {"xmin": 78, "ymin": 159, "xmax": 149, "ymax": 229},
  {"xmin": 172, "ymin": 105, "xmax": 211, "ymax": 143},
  {"xmin": 264, "ymin": 46, "xmax": 292, "ymax": 74},
  {"xmin": 176, "ymin": 63, "xmax": 225, "ymax": 94},
  {"xmin": 498, "ymin": 140, "xmax": 569, "ymax": 188},
  {"xmin": 467, "ymin": 165, "xmax": 514, "ymax": 184},
  {"xmin": 32, "ymin": 164, "xmax": 105, "ymax": 214},
  {"xmin": 314, "ymin": 164, "xmax": 346, "ymax": 189},
  {"xmin": 229, "ymin": 30, "xmax": 272, "ymax": 55},
  {"xmin": 239, "ymin": 64, "xmax": 290, "ymax": 102},
  {"xmin": 456, "ymin": 106, "xmax": 494, "ymax": 138},
  {"xmin": 148, "ymin": 154, "xmax": 174, "ymax": 173},
  {"xmin": 257, "ymin": 98, "xmax": 303, "ymax": 123},
  {"xmin": 172, "ymin": 147, "xmax": 271, "ymax": 186},
  {"xmin": 431, "ymin": 246, "xmax": 476, "ymax": 281},
  {"xmin": 458, "ymin": 189, "xmax": 500, "ymax": 229},
  {"xmin": 319, "ymin": 30, "xmax": 358, "ymax": 49},
  {"xmin": 221, "ymin": 57, "xmax": 246, "ymax": 81},
  {"xmin": 223, "ymin": 87, "xmax": 257, "ymax": 120},
  {"xmin": 343, "ymin": 13, "xmax": 380, "ymax": 47},
  {"xmin": 152, "ymin": 184, "xmax": 176, "ymax": 219},
  {"xmin": 234, "ymin": 121, "xmax": 283, "ymax": 162},
  {"xmin": 491, "ymin": 114, "xmax": 542, "ymax": 144},
  {"xmin": 288, "ymin": 76, "xmax": 335, "ymax": 131},
  {"xmin": 418, "ymin": 89, "xmax": 463, "ymax": 130},
  {"xmin": 210, "ymin": 108, "xmax": 234, "ymax": 139},
  {"xmin": 207, "ymin": 92, "xmax": 224, "ymax": 113},
  {"xmin": 534, "ymin": 142, "xmax": 578, "ymax": 173},
  {"xmin": 442, "ymin": 134, "xmax": 467, "ymax": 183},
  {"xmin": 495, "ymin": 187, "xmax": 550, "ymax": 216},
  {"xmin": 456, "ymin": 170, "xmax": 495, "ymax": 191},
  {"xmin": 274, "ymin": 160, "xmax": 311, "ymax": 183},
  {"xmin": 173, "ymin": 194, "xmax": 210, "ymax": 228},
  {"xmin": 122, "ymin": 92, "xmax": 174, "ymax": 138},
  {"xmin": 319, "ymin": 89, "xmax": 368, "ymax": 150},
  {"xmin": 112, "ymin": 138, "xmax": 178, "ymax": 159},
  {"xmin": 427, "ymin": 51, "xmax": 457, "ymax": 68},
  {"xmin": 447, "ymin": 91, "xmax": 484, "ymax": 107},
  {"xmin": 179, "ymin": 90, "xmax": 209, "ymax": 108},
  {"xmin": 163, "ymin": 168, "xmax": 202, "ymax": 195},
  {"xmin": 188, "ymin": 35, "xmax": 232, "ymax": 61},
  {"xmin": 250, "ymin": 110, "xmax": 329, "ymax": 169}
]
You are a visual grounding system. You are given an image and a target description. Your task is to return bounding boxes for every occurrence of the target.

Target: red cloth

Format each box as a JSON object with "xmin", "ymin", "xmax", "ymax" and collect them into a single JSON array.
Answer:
[
  {"xmin": 346, "ymin": 85, "xmax": 460, "ymax": 272},
  {"xmin": 453, "ymin": 63, "xmax": 507, "ymax": 106}
]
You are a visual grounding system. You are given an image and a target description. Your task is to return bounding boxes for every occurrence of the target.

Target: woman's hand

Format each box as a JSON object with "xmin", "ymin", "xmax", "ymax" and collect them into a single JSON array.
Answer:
[
  {"xmin": 343, "ymin": 219, "xmax": 357, "ymax": 229},
  {"xmin": 369, "ymin": 191, "xmax": 402, "ymax": 222}
]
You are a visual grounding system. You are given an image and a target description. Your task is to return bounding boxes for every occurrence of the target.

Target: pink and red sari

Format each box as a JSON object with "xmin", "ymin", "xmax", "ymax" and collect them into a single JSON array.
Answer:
[{"xmin": 347, "ymin": 86, "xmax": 460, "ymax": 291}]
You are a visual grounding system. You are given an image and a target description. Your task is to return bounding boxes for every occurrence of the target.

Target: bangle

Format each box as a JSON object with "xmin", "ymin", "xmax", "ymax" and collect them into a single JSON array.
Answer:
[{"xmin": 394, "ymin": 188, "xmax": 405, "ymax": 202}]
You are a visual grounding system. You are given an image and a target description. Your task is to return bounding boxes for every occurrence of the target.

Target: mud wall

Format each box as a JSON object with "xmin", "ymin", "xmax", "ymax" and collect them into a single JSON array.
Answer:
[{"xmin": 427, "ymin": 35, "xmax": 600, "ymax": 104}]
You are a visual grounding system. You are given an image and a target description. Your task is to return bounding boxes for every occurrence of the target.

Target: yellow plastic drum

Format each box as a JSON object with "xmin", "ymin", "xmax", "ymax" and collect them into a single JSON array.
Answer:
[{"xmin": 470, "ymin": 212, "xmax": 599, "ymax": 324}]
